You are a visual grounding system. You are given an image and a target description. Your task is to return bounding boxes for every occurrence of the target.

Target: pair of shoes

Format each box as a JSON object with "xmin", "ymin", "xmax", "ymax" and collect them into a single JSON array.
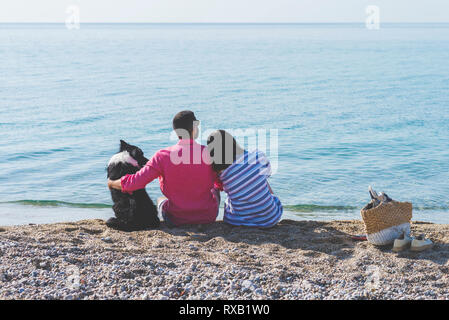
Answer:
[
  {"xmin": 410, "ymin": 234, "xmax": 434, "ymax": 252},
  {"xmin": 392, "ymin": 233, "xmax": 433, "ymax": 252}
]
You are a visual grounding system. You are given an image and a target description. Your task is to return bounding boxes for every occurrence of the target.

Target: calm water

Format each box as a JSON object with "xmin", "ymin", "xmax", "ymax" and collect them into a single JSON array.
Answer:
[{"xmin": 1, "ymin": 23, "xmax": 449, "ymax": 225}]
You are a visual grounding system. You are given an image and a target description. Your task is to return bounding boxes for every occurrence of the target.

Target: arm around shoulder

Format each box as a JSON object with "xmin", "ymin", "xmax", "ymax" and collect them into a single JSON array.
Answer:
[{"xmin": 120, "ymin": 153, "xmax": 163, "ymax": 192}]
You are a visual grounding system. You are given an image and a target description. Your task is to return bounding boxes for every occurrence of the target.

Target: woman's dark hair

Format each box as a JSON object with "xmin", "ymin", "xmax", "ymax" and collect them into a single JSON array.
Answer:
[{"xmin": 207, "ymin": 130, "xmax": 244, "ymax": 173}]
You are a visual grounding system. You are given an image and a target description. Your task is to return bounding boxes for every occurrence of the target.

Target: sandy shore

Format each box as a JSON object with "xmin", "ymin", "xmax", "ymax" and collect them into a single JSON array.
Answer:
[{"xmin": 0, "ymin": 219, "xmax": 448, "ymax": 300}]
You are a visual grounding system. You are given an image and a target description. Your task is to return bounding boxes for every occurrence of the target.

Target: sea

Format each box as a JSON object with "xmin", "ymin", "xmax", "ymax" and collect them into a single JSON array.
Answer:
[{"xmin": 1, "ymin": 23, "xmax": 448, "ymax": 225}]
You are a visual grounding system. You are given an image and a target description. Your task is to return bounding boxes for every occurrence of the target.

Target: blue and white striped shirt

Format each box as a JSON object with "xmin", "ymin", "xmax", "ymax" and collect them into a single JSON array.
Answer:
[{"xmin": 220, "ymin": 150, "xmax": 283, "ymax": 228}]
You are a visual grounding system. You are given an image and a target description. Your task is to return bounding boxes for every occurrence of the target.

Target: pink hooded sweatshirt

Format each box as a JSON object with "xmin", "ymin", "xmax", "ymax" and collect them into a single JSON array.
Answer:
[{"xmin": 120, "ymin": 139, "xmax": 220, "ymax": 226}]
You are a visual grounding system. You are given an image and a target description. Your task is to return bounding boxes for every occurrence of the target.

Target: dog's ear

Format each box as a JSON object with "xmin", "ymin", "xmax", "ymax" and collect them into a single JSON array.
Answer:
[{"xmin": 120, "ymin": 140, "xmax": 128, "ymax": 151}]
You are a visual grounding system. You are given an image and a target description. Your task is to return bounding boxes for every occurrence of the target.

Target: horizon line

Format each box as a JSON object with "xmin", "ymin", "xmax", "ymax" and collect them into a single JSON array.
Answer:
[{"xmin": 1, "ymin": 21, "xmax": 449, "ymax": 24}]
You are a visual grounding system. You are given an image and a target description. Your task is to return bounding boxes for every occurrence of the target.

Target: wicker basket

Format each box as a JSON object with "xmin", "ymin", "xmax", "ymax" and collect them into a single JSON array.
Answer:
[{"xmin": 361, "ymin": 201, "xmax": 412, "ymax": 245}]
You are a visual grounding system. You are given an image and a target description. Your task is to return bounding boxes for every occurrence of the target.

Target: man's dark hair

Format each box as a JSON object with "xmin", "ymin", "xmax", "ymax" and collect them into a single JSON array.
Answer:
[{"xmin": 172, "ymin": 110, "xmax": 197, "ymax": 139}]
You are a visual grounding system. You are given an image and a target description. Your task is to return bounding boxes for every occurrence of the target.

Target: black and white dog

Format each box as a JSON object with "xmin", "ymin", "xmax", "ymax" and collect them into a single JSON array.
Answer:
[{"xmin": 106, "ymin": 140, "xmax": 159, "ymax": 231}]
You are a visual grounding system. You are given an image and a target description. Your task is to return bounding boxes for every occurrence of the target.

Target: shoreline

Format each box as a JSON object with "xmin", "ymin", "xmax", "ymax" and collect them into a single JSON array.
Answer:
[
  {"xmin": 1, "ymin": 202, "xmax": 449, "ymax": 226},
  {"xmin": 0, "ymin": 219, "xmax": 448, "ymax": 300}
]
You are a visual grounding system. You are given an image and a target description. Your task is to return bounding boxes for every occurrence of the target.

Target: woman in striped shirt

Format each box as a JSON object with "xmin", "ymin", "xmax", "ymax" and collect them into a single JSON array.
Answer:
[{"xmin": 206, "ymin": 130, "xmax": 283, "ymax": 228}]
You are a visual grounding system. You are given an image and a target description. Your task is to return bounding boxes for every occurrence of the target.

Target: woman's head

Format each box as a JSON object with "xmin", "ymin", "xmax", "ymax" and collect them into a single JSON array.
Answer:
[{"xmin": 207, "ymin": 130, "xmax": 244, "ymax": 173}]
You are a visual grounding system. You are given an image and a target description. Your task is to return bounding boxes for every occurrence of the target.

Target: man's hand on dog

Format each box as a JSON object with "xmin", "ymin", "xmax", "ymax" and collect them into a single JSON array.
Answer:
[{"xmin": 108, "ymin": 179, "xmax": 122, "ymax": 190}]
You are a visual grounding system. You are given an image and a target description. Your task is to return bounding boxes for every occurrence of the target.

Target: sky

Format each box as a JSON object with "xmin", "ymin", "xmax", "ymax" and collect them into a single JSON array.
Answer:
[{"xmin": 0, "ymin": 0, "xmax": 448, "ymax": 23}]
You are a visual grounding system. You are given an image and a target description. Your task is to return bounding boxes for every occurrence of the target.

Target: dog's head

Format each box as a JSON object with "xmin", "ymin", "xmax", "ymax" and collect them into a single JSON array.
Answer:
[
  {"xmin": 107, "ymin": 140, "xmax": 149, "ymax": 179},
  {"xmin": 118, "ymin": 140, "xmax": 149, "ymax": 168},
  {"xmin": 110, "ymin": 140, "xmax": 148, "ymax": 168}
]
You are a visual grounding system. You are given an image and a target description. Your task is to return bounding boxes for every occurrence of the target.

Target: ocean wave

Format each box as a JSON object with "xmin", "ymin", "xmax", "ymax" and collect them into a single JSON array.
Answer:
[
  {"xmin": 2, "ymin": 200, "xmax": 448, "ymax": 213},
  {"xmin": 61, "ymin": 115, "xmax": 105, "ymax": 125},
  {"xmin": 6, "ymin": 147, "xmax": 72, "ymax": 161},
  {"xmin": 284, "ymin": 204, "xmax": 449, "ymax": 213},
  {"xmin": 284, "ymin": 204, "xmax": 358, "ymax": 212},
  {"xmin": 1, "ymin": 200, "xmax": 111, "ymax": 209}
]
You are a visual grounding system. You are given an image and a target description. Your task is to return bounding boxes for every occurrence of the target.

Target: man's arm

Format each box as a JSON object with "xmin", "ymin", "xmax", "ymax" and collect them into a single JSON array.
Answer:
[
  {"xmin": 119, "ymin": 163, "xmax": 160, "ymax": 192},
  {"xmin": 107, "ymin": 152, "xmax": 162, "ymax": 193}
]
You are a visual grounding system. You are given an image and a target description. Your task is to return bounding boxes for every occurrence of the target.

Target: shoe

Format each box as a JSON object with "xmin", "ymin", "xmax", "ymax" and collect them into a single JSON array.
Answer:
[
  {"xmin": 392, "ymin": 232, "xmax": 413, "ymax": 252},
  {"xmin": 410, "ymin": 234, "xmax": 433, "ymax": 252}
]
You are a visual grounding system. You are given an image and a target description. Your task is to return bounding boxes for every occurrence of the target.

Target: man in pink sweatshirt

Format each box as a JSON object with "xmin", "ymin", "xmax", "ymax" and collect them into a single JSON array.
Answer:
[{"xmin": 108, "ymin": 111, "xmax": 220, "ymax": 226}]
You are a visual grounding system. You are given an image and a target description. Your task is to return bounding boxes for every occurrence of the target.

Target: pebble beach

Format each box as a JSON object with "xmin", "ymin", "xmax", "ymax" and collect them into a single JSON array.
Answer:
[{"xmin": 0, "ymin": 219, "xmax": 448, "ymax": 300}]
